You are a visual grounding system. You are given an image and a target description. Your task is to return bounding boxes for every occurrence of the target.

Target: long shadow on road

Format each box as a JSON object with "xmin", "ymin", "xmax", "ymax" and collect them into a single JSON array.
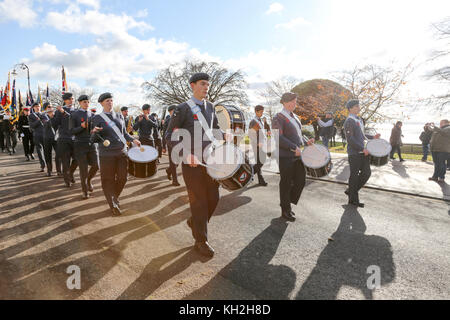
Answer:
[{"xmin": 295, "ymin": 205, "xmax": 396, "ymax": 300}]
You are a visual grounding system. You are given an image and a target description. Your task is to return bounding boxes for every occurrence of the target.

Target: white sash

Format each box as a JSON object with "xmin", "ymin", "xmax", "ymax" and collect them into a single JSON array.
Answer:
[
  {"xmin": 281, "ymin": 109, "xmax": 305, "ymax": 146},
  {"xmin": 253, "ymin": 117, "xmax": 267, "ymax": 139},
  {"xmin": 186, "ymin": 99, "xmax": 220, "ymax": 147},
  {"xmin": 99, "ymin": 112, "xmax": 127, "ymax": 146},
  {"xmin": 349, "ymin": 114, "xmax": 368, "ymax": 140}
]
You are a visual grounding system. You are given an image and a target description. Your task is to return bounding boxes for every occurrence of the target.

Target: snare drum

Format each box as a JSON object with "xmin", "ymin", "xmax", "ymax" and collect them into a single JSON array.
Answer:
[
  {"xmin": 205, "ymin": 143, "xmax": 254, "ymax": 191},
  {"xmin": 301, "ymin": 144, "xmax": 332, "ymax": 178},
  {"xmin": 128, "ymin": 145, "xmax": 159, "ymax": 178},
  {"xmin": 367, "ymin": 139, "xmax": 392, "ymax": 166}
]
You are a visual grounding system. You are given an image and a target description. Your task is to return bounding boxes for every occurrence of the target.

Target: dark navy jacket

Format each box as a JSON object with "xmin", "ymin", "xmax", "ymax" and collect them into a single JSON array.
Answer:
[
  {"xmin": 44, "ymin": 116, "xmax": 57, "ymax": 141},
  {"xmin": 344, "ymin": 115, "xmax": 374, "ymax": 156},
  {"xmin": 162, "ymin": 114, "xmax": 171, "ymax": 148},
  {"xmin": 53, "ymin": 106, "xmax": 76, "ymax": 142},
  {"xmin": 28, "ymin": 112, "xmax": 46, "ymax": 139},
  {"xmin": 166, "ymin": 99, "xmax": 223, "ymax": 161},
  {"xmin": 133, "ymin": 115, "xmax": 157, "ymax": 140},
  {"xmin": 272, "ymin": 111, "xmax": 308, "ymax": 159},
  {"xmin": 70, "ymin": 109, "xmax": 95, "ymax": 144},
  {"xmin": 91, "ymin": 111, "xmax": 134, "ymax": 157}
]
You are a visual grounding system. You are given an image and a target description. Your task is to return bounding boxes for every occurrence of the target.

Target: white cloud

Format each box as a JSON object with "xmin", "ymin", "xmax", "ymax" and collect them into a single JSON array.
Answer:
[
  {"xmin": 0, "ymin": 0, "xmax": 37, "ymax": 27},
  {"xmin": 46, "ymin": 4, "xmax": 154, "ymax": 36},
  {"xmin": 135, "ymin": 8, "xmax": 148, "ymax": 18},
  {"xmin": 76, "ymin": 0, "xmax": 100, "ymax": 9},
  {"xmin": 275, "ymin": 17, "xmax": 310, "ymax": 29},
  {"xmin": 266, "ymin": 2, "xmax": 284, "ymax": 15}
]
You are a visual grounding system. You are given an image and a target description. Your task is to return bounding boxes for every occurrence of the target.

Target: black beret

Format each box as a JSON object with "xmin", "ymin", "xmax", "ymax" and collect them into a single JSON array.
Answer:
[
  {"xmin": 346, "ymin": 99, "xmax": 360, "ymax": 109},
  {"xmin": 98, "ymin": 92, "xmax": 113, "ymax": 103},
  {"xmin": 142, "ymin": 104, "xmax": 151, "ymax": 111},
  {"xmin": 280, "ymin": 92, "xmax": 298, "ymax": 104},
  {"xmin": 189, "ymin": 72, "xmax": 210, "ymax": 84},
  {"xmin": 168, "ymin": 104, "xmax": 177, "ymax": 112},
  {"xmin": 62, "ymin": 92, "xmax": 73, "ymax": 101},
  {"xmin": 31, "ymin": 102, "xmax": 40, "ymax": 108},
  {"xmin": 151, "ymin": 113, "xmax": 157, "ymax": 117},
  {"xmin": 255, "ymin": 105, "xmax": 264, "ymax": 112},
  {"xmin": 78, "ymin": 95, "xmax": 89, "ymax": 102},
  {"xmin": 120, "ymin": 107, "xmax": 128, "ymax": 112},
  {"xmin": 43, "ymin": 102, "xmax": 50, "ymax": 109}
]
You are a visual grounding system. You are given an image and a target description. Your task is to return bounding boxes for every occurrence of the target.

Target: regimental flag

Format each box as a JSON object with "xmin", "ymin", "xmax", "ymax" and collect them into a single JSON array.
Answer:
[
  {"xmin": 1, "ymin": 72, "xmax": 11, "ymax": 110},
  {"xmin": 37, "ymin": 86, "xmax": 43, "ymax": 108},
  {"xmin": 62, "ymin": 66, "xmax": 68, "ymax": 95},
  {"xmin": 0, "ymin": 87, "xmax": 3, "ymax": 101},
  {"xmin": 10, "ymin": 79, "xmax": 18, "ymax": 124},
  {"xmin": 18, "ymin": 90, "xmax": 24, "ymax": 115},
  {"xmin": 45, "ymin": 83, "xmax": 49, "ymax": 102},
  {"xmin": 26, "ymin": 89, "xmax": 34, "ymax": 107}
]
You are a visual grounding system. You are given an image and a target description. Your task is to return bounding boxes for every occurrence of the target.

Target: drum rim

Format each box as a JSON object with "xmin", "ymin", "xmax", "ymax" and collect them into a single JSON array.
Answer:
[
  {"xmin": 128, "ymin": 145, "xmax": 159, "ymax": 163},
  {"xmin": 206, "ymin": 143, "xmax": 245, "ymax": 179},
  {"xmin": 366, "ymin": 139, "xmax": 392, "ymax": 157},
  {"xmin": 301, "ymin": 144, "xmax": 331, "ymax": 169}
]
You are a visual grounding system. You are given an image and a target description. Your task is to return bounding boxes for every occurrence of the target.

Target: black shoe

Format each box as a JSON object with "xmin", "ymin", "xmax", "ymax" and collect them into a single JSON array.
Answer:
[
  {"xmin": 47, "ymin": 172, "xmax": 52, "ymax": 177},
  {"xmin": 194, "ymin": 241, "xmax": 215, "ymax": 258},
  {"xmin": 12, "ymin": 149, "xmax": 16, "ymax": 154},
  {"xmin": 8, "ymin": 151, "xmax": 12, "ymax": 156},
  {"xmin": 70, "ymin": 177, "xmax": 75, "ymax": 184},
  {"xmin": 87, "ymin": 179, "xmax": 94, "ymax": 193},
  {"xmin": 281, "ymin": 210, "xmax": 296, "ymax": 222},
  {"xmin": 172, "ymin": 181, "xmax": 180, "ymax": 186},
  {"xmin": 349, "ymin": 201, "xmax": 365, "ymax": 208},
  {"xmin": 166, "ymin": 169, "xmax": 172, "ymax": 181},
  {"xmin": 258, "ymin": 181, "xmax": 268, "ymax": 186},
  {"xmin": 64, "ymin": 182, "xmax": 71, "ymax": 188},
  {"xmin": 400, "ymin": 159, "xmax": 405, "ymax": 162},
  {"xmin": 428, "ymin": 177, "xmax": 438, "ymax": 182},
  {"xmin": 82, "ymin": 192, "xmax": 90, "ymax": 200},
  {"xmin": 30, "ymin": 154, "xmax": 35, "ymax": 160},
  {"xmin": 344, "ymin": 189, "xmax": 349, "ymax": 196},
  {"xmin": 26, "ymin": 155, "xmax": 30, "ymax": 161},
  {"xmin": 112, "ymin": 205, "xmax": 122, "ymax": 216},
  {"xmin": 40, "ymin": 168, "xmax": 45, "ymax": 172}
]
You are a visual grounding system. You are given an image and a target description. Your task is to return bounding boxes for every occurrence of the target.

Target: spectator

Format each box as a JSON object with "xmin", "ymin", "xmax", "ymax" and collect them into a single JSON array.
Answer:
[
  {"xmin": 317, "ymin": 112, "xmax": 334, "ymax": 150},
  {"xmin": 429, "ymin": 119, "xmax": 450, "ymax": 182},
  {"xmin": 419, "ymin": 123, "xmax": 433, "ymax": 162},
  {"xmin": 390, "ymin": 121, "xmax": 405, "ymax": 162}
]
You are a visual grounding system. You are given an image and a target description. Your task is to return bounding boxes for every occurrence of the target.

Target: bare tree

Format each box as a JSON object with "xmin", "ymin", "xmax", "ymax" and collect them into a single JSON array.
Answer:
[
  {"xmin": 427, "ymin": 18, "xmax": 450, "ymax": 109},
  {"xmin": 336, "ymin": 62, "xmax": 413, "ymax": 124},
  {"xmin": 142, "ymin": 60, "xmax": 249, "ymax": 107},
  {"xmin": 44, "ymin": 86, "xmax": 95, "ymax": 108},
  {"xmin": 257, "ymin": 76, "xmax": 301, "ymax": 121}
]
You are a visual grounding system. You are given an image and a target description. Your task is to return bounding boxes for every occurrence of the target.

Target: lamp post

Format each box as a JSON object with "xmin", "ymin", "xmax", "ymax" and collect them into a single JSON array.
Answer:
[{"xmin": 12, "ymin": 63, "xmax": 31, "ymax": 95}]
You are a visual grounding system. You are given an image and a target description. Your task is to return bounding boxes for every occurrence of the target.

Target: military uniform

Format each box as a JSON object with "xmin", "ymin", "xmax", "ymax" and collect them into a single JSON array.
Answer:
[
  {"xmin": 53, "ymin": 105, "xmax": 78, "ymax": 185},
  {"xmin": 162, "ymin": 109, "xmax": 179, "ymax": 185},
  {"xmin": 91, "ymin": 105, "xmax": 135, "ymax": 212},
  {"xmin": 133, "ymin": 114, "xmax": 157, "ymax": 147},
  {"xmin": 28, "ymin": 111, "xmax": 47, "ymax": 170},
  {"xmin": 70, "ymin": 107, "xmax": 99, "ymax": 197},
  {"xmin": 2, "ymin": 115, "xmax": 17, "ymax": 155},
  {"xmin": 0, "ymin": 115, "xmax": 5, "ymax": 152},
  {"xmin": 43, "ymin": 113, "xmax": 62, "ymax": 175},
  {"xmin": 166, "ymin": 95, "xmax": 223, "ymax": 246},
  {"xmin": 248, "ymin": 115, "xmax": 268, "ymax": 185},
  {"xmin": 17, "ymin": 113, "xmax": 34, "ymax": 160}
]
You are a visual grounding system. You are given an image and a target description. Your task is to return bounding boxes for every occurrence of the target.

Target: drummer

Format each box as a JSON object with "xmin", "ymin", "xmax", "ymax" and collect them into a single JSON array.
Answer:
[
  {"xmin": 133, "ymin": 104, "xmax": 158, "ymax": 147},
  {"xmin": 166, "ymin": 72, "xmax": 225, "ymax": 258},
  {"xmin": 343, "ymin": 99, "xmax": 380, "ymax": 208},
  {"xmin": 272, "ymin": 92, "xmax": 314, "ymax": 222},
  {"xmin": 248, "ymin": 105, "xmax": 268, "ymax": 186},
  {"xmin": 91, "ymin": 92, "xmax": 141, "ymax": 216}
]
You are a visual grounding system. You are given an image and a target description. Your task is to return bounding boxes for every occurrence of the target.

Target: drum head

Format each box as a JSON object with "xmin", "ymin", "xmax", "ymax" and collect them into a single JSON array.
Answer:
[
  {"xmin": 206, "ymin": 143, "xmax": 244, "ymax": 179},
  {"xmin": 128, "ymin": 145, "xmax": 158, "ymax": 163},
  {"xmin": 367, "ymin": 139, "xmax": 392, "ymax": 157},
  {"xmin": 215, "ymin": 105, "xmax": 232, "ymax": 132},
  {"xmin": 301, "ymin": 144, "xmax": 331, "ymax": 169}
]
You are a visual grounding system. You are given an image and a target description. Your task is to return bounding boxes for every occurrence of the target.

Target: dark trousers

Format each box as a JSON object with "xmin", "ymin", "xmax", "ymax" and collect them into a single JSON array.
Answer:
[
  {"xmin": 390, "ymin": 144, "xmax": 403, "ymax": 160},
  {"xmin": 155, "ymin": 138, "xmax": 162, "ymax": 158},
  {"xmin": 58, "ymin": 140, "xmax": 78, "ymax": 184},
  {"xmin": 139, "ymin": 137, "xmax": 154, "ymax": 147},
  {"xmin": 279, "ymin": 158, "xmax": 306, "ymax": 212},
  {"xmin": 252, "ymin": 146, "xmax": 267, "ymax": 184},
  {"xmin": 167, "ymin": 145, "xmax": 179, "ymax": 183},
  {"xmin": 44, "ymin": 138, "xmax": 62, "ymax": 173},
  {"xmin": 74, "ymin": 143, "xmax": 99, "ymax": 193},
  {"xmin": 431, "ymin": 151, "xmax": 448, "ymax": 179},
  {"xmin": 0, "ymin": 129, "xmax": 4, "ymax": 150},
  {"xmin": 33, "ymin": 135, "xmax": 46, "ymax": 169},
  {"xmin": 23, "ymin": 132, "xmax": 34, "ymax": 156},
  {"xmin": 422, "ymin": 144, "xmax": 430, "ymax": 161},
  {"xmin": 348, "ymin": 154, "xmax": 372, "ymax": 203},
  {"xmin": 99, "ymin": 153, "xmax": 128, "ymax": 210},
  {"xmin": 182, "ymin": 164, "xmax": 220, "ymax": 243},
  {"xmin": 5, "ymin": 131, "xmax": 17, "ymax": 151}
]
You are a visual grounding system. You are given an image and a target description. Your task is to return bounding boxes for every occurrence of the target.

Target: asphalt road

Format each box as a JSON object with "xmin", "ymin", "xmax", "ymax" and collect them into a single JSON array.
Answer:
[{"xmin": 0, "ymin": 147, "xmax": 449, "ymax": 300}]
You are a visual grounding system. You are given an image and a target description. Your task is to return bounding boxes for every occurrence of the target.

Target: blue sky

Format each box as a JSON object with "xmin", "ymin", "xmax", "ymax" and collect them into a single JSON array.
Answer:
[{"xmin": 0, "ymin": 0, "xmax": 449, "ymax": 119}]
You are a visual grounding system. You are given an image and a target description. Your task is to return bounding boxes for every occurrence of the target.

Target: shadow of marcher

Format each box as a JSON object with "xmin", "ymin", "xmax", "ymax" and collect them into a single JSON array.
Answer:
[
  {"xmin": 183, "ymin": 218, "xmax": 296, "ymax": 300},
  {"xmin": 296, "ymin": 205, "xmax": 396, "ymax": 300},
  {"xmin": 391, "ymin": 162, "xmax": 410, "ymax": 178},
  {"xmin": 333, "ymin": 158, "xmax": 350, "ymax": 182},
  {"xmin": 118, "ymin": 247, "xmax": 208, "ymax": 300}
]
